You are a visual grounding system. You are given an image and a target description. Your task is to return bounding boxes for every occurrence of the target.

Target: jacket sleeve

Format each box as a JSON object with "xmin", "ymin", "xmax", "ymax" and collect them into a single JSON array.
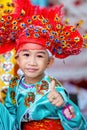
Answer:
[
  {"xmin": 4, "ymin": 86, "xmax": 17, "ymax": 118},
  {"xmin": 0, "ymin": 84, "xmax": 18, "ymax": 130},
  {"xmin": 4, "ymin": 77, "xmax": 19, "ymax": 118},
  {"xmin": 55, "ymin": 87, "xmax": 87, "ymax": 130}
]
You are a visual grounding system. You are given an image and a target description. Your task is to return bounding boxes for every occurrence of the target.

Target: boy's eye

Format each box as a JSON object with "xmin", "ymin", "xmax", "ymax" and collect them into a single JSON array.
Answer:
[
  {"xmin": 23, "ymin": 53, "xmax": 30, "ymax": 57},
  {"xmin": 37, "ymin": 55, "xmax": 44, "ymax": 58}
]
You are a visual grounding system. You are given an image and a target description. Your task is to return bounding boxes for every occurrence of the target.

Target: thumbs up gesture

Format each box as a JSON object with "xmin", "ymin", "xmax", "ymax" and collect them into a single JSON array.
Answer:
[{"xmin": 47, "ymin": 80, "xmax": 64, "ymax": 107}]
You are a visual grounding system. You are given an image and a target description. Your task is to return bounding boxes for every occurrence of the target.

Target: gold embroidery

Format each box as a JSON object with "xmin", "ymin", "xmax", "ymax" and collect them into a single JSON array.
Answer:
[
  {"xmin": 10, "ymin": 90, "xmax": 16, "ymax": 104},
  {"xmin": 36, "ymin": 80, "xmax": 49, "ymax": 95},
  {"xmin": 24, "ymin": 92, "xmax": 35, "ymax": 107},
  {"xmin": 9, "ymin": 76, "xmax": 19, "ymax": 88}
]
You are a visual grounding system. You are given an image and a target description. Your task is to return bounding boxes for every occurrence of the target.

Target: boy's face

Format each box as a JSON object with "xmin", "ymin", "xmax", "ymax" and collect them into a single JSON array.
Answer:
[{"xmin": 16, "ymin": 49, "xmax": 54, "ymax": 82}]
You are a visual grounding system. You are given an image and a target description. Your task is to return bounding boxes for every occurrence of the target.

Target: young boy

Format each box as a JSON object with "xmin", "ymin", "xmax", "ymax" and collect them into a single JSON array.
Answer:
[
  {"xmin": 0, "ymin": 33, "xmax": 86, "ymax": 130},
  {"xmin": 0, "ymin": 0, "xmax": 87, "ymax": 130},
  {"xmin": 15, "ymin": 42, "xmax": 65, "ymax": 130},
  {"xmin": 0, "ymin": 40, "xmax": 86, "ymax": 130}
]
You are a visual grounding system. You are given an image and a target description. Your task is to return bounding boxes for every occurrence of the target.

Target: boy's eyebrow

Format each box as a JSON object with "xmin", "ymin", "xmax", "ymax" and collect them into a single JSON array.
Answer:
[
  {"xmin": 37, "ymin": 51, "xmax": 46, "ymax": 54},
  {"xmin": 22, "ymin": 50, "xmax": 29, "ymax": 52},
  {"xmin": 21, "ymin": 50, "xmax": 47, "ymax": 55}
]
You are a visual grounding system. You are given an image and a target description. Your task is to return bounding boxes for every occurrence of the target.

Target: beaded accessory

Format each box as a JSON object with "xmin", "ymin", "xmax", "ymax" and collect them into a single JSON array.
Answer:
[
  {"xmin": 20, "ymin": 77, "xmax": 35, "ymax": 89},
  {"xmin": 0, "ymin": 0, "xmax": 86, "ymax": 58}
]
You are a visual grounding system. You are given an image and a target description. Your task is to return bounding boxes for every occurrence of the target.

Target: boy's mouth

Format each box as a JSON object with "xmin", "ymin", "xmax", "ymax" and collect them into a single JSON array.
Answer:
[{"xmin": 26, "ymin": 68, "xmax": 38, "ymax": 72}]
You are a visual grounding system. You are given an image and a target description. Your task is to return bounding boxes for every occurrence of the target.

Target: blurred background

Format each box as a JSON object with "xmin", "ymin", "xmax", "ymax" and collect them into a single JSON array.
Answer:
[
  {"xmin": 47, "ymin": 0, "xmax": 87, "ymax": 121},
  {"xmin": 0, "ymin": 0, "xmax": 87, "ymax": 121}
]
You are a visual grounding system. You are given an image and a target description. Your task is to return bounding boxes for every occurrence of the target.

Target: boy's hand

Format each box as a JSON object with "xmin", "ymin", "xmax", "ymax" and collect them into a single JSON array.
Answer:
[{"xmin": 48, "ymin": 80, "xmax": 64, "ymax": 107}]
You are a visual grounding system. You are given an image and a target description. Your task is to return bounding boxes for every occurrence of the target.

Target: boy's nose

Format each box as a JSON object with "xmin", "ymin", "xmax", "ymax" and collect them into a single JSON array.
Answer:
[{"xmin": 28, "ymin": 57, "xmax": 37, "ymax": 66}]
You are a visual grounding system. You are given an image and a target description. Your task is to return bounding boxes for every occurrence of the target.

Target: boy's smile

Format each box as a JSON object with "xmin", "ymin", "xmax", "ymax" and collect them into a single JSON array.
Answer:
[{"xmin": 26, "ymin": 68, "xmax": 39, "ymax": 73}]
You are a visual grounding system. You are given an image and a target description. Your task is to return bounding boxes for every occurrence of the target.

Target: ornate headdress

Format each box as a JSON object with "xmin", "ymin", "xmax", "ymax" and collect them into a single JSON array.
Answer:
[{"xmin": 0, "ymin": 0, "xmax": 86, "ymax": 58}]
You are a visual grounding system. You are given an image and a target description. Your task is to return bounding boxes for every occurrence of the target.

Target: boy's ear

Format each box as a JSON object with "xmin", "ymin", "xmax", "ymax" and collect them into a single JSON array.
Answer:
[
  {"xmin": 47, "ymin": 57, "xmax": 54, "ymax": 68},
  {"xmin": 15, "ymin": 56, "xmax": 20, "ymax": 65}
]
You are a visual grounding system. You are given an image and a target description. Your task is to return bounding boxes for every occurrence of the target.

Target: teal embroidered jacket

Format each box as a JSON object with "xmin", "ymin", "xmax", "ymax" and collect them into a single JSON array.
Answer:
[{"xmin": 0, "ymin": 75, "xmax": 86, "ymax": 130}]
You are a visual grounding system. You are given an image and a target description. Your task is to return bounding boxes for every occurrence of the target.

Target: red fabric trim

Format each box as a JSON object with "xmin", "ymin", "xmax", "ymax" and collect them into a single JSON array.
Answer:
[{"xmin": 21, "ymin": 119, "xmax": 64, "ymax": 130}]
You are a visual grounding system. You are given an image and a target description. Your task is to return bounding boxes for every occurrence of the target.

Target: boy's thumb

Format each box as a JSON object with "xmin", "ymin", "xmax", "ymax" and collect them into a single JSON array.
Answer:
[{"xmin": 50, "ymin": 80, "xmax": 56, "ymax": 91}]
